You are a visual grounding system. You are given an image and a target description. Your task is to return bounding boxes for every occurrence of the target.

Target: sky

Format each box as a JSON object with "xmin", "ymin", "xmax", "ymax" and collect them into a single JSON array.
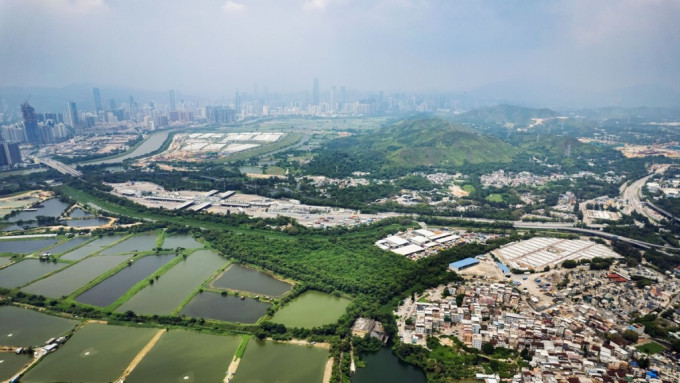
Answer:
[{"xmin": 0, "ymin": 0, "xmax": 679, "ymax": 98}]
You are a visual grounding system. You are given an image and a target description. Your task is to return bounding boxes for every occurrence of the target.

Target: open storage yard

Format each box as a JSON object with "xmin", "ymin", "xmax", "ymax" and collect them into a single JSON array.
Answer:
[{"xmin": 108, "ymin": 181, "xmax": 397, "ymax": 228}]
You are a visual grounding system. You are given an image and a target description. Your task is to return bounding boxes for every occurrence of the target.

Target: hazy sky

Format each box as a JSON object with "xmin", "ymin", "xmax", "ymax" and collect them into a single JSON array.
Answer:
[{"xmin": 0, "ymin": 0, "xmax": 678, "ymax": 96}]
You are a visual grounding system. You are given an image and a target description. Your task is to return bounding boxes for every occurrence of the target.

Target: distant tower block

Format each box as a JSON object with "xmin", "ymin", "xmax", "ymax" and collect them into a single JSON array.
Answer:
[
  {"xmin": 566, "ymin": 143, "xmax": 571, "ymax": 158},
  {"xmin": 93, "ymin": 87, "xmax": 102, "ymax": 112},
  {"xmin": 313, "ymin": 78, "xmax": 320, "ymax": 105}
]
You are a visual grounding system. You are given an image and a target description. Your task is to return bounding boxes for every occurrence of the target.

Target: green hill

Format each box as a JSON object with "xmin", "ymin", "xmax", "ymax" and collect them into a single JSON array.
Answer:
[{"xmin": 306, "ymin": 118, "xmax": 516, "ymax": 177}]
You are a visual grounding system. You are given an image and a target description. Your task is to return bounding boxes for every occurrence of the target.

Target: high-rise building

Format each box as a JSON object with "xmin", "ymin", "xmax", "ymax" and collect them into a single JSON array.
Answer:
[
  {"xmin": 68, "ymin": 101, "xmax": 80, "ymax": 130},
  {"xmin": 313, "ymin": 78, "xmax": 320, "ymax": 105},
  {"xmin": 109, "ymin": 99, "xmax": 116, "ymax": 110},
  {"xmin": 331, "ymin": 86, "xmax": 336, "ymax": 112},
  {"xmin": 340, "ymin": 86, "xmax": 346, "ymax": 111},
  {"xmin": 0, "ymin": 142, "xmax": 22, "ymax": 167},
  {"xmin": 235, "ymin": 91, "xmax": 241, "ymax": 114},
  {"xmin": 169, "ymin": 89, "xmax": 176, "ymax": 111},
  {"xmin": 93, "ymin": 87, "xmax": 102, "ymax": 112},
  {"xmin": 21, "ymin": 102, "xmax": 41, "ymax": 145}
]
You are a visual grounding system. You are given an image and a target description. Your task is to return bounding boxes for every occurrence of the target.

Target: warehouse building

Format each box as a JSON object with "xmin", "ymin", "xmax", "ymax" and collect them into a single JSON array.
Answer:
[{"xmin": 449, "ymin": 257, "xmax": 480, "ymax": 272}]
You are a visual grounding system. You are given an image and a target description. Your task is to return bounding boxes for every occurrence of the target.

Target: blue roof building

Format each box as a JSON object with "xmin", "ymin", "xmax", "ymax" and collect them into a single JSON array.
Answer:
[
  {"xmin": 449, "ymin": 257, "xmax": 479, "ymax": 271},
  {"xmin": 496, "ymin": 262, "xmax": 512, "ymax": 277}
]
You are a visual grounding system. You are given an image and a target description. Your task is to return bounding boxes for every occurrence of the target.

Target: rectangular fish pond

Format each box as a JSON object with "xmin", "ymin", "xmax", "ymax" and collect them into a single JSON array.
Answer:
[
  {"xmin": 210, "ymin": 263, "xmax": 293, "ymax": 297},
  {"xmin": 22, "ymin": 255, "xmax": 132, "ymax": 298},
  {"xmin": 116, "ymin": 250, "xmax": 227, "ymax": 315},
  {"xmin": 76, "ymin": 253, "xmax": 177, "ymax": 307},
  {"xmin": 22, "ymin": 323, "xmax": 158, "ymax": 383}
]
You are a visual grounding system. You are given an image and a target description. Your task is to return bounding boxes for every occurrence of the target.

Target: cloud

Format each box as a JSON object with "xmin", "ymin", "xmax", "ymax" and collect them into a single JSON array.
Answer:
[
  {"xmin": 222, "ymin": 0, "xmax": 246, "ymax": 14},
  {"xmin": 302, "ymin": 0, "xmax": 334, "ymax": 11}
]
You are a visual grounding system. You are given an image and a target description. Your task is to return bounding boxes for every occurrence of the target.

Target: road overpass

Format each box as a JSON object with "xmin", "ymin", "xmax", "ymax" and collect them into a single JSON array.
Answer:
[{"xmin": 37, "ymin": 158, "xmax": 83, "ymax": 177}]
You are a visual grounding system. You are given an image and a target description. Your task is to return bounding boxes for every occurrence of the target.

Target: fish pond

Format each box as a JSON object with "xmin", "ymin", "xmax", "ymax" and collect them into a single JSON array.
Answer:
[
  {"xmin": 233, "ymin": 340, "xmax": 328, "ymax": 383},
  {"xmin": 100, "ymin": 233, "xmax": 158, "ymax": 255},
  {"xmin": 69, "ymin": 208, "xmax": 93, "ymax": 218},
  {"xmin": 0, "ymin": 306, "xmax": 78, "ymax": 347},
  {"xmin": 162, "ymin": 234, "xmax": 203, "ymax": 249},
  {"xmin": 126, "ymin": 330, "xmax": 240, "ymax": 383},
  {"xmin": 210, "ymin": 263, "xmax": 293, "ymax": 297},
  {"xmin": 64, "ymin": 217, "xmax": 111, "ymax": 227},
  {"xmin": 0, "ymin": 259, "xmax": 67, "ymax": 289},
  {"xmin": 116, "ymin": 250, "xmax": 227, "ymax": 315},
  {"xmin": 44, "ymin": 236, "xmax": 90, "ymax": 255},
  {"xmin": 0, "ymin": 256, "xmax": 12, "ymax": 267},
  {"xmin": 60, "ymin": 235, "xmax": 124, "ymax": 261},
  {"xmin": 180, "ymin": 292, "xmax": 270, "ymax": 323},
  {"xmin": 22, "ymin": 255, "xmax": 131, "ymax": 298},
  {"xmin": 5, "ymin": 198, "xmax": 70, "ymax": 222},
  {"xmin": 22, "ymin": 323, "xmax": 157, "ymax": 383},
  {"xmin": 76, "ymin": 253, "xmax": 176, "ymax": 307},
  {"xmin": 0, "ymin": 238, "xmax": 59, "ymax": 254},
  {"xmin": 271, "ymin": 290, "xmax": 351, "ymax": 328},
  {"xmin": 351, "ymin": 348, "xmax": 426, "ymax": 383},
  {"xmin": 0, "ymin": 353, "xmax": 33, "ymax": 381}
]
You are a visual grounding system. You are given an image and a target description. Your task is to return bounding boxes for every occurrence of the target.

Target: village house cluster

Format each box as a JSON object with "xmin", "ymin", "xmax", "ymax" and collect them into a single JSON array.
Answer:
[{"xmin": 396, "ymin": 273, "xmax": 680, "ymax": 383}]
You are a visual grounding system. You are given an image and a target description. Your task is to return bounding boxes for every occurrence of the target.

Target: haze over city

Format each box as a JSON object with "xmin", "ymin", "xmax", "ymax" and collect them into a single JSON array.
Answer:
[{"xmin": 1, "ymin": 0, "xmax": 679, "ymax": 106}]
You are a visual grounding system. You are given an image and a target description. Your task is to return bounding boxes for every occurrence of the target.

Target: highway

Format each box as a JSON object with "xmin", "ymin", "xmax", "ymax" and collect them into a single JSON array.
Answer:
[
  {"xmin": 36, "ymin": 158, "xmax": 83, "ymax": 177},
  {"xmin": 620, "ymin": 165, "xmax": 670, "ymax": 223}
]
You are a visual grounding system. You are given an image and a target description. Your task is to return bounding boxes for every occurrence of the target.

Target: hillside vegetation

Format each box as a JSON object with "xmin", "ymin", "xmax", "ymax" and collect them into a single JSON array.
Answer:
[{"xmin": 306, "ymin": 118, "xmax": 516, "ymax": 177}]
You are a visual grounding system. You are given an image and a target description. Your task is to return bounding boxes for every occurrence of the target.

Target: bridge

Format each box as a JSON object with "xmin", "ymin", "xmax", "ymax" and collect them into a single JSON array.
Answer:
[{"xmin": 37, "ymin": 158, "xmax": 83, "ymax": 177}]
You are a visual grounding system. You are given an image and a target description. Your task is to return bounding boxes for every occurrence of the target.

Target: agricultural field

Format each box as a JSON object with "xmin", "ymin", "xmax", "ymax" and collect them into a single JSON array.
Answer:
[
  {"xmin": 0, "ymin": 306, "xmax": 78, "ymax": 347},
  {"xmin": 116, "ymin": 250, "xmax": 227, "ymax": 314},
  {"xmin": 271, "ymin": 290, "xmax": 351, "ymax": 328},
  {"xmin": 22, "ymin": 324, "xmax": 158, "ymax": 383},
  {"xmin": 126, "ymin": 330, "xmax": 240, "ymax": 383},
  {"xmin": 232, "ymin": 340, "xmax": 328, "ymax": 383}
]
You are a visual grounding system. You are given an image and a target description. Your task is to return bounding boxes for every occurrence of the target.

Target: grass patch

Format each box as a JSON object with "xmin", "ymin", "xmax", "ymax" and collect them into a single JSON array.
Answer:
[
  {"xmin": 636, "ymin": 342, "xmax": 665, "ymax": 355},
  {"xmin": 486, "ymin": 194, "xmax": 503, "ymax": 202},
  {"xmin": 235, "ymin": 334, "xmax": 252, "ymax": 359},
  {"xmin": 417, "ymin": 294, "xmax": 430, "ymax": 303},
  {"xmin": 462, "ymin": 184, "xmax": 476, "ymax": 193}
]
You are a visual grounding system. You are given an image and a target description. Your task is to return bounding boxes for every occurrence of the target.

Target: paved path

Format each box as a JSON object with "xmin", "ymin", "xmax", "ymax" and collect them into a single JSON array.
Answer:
[{"xmin": 116, "ymin": 328, "xmax": 165, "ymax": 383}]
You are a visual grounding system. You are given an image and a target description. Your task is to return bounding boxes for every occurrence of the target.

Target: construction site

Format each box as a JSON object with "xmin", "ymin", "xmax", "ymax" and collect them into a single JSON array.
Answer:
[{"xmin": 149, "ymin": 132, "xmax": 284, "ymax": 161}]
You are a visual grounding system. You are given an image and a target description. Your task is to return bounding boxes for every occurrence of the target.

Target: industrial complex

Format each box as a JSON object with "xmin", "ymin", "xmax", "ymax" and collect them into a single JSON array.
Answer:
[{"xmin": 492, "ymin": 237, "xmax": 622, "ymax": 271}]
